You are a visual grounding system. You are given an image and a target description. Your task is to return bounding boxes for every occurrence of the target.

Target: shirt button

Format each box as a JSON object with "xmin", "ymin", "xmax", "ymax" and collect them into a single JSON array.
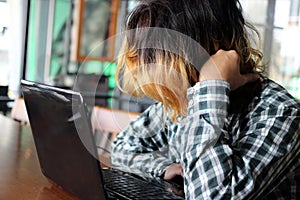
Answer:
[
  {"xmin": 190, "ymin": 88, "xmax": 194, "ymax": 94},
  {"xmin": 189, "ymin": 109, "xmax": 194, "ymax": 115},
  {"xmin": 189, "ymin": 99, "xmax": 194, "ymax": 106}
]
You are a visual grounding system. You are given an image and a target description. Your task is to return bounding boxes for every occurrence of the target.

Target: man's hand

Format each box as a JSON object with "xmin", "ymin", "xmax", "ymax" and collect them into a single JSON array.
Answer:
[
  {"xmin": 163, "ymin": 163, "xmax": 183, "ymax": 181},
  {"xmin": 199, "ymin": 50, "xmax": 259, "ymax": 90}
]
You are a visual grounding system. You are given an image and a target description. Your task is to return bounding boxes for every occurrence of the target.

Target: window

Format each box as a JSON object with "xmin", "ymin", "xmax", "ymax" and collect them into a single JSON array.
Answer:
[
  {"xmin": 242, "ymin": 0, "xmax": 300, "ymax": 99},
  {"xmin": 0, "ymin": 1, "xmax": 10, "ymax": 85}
]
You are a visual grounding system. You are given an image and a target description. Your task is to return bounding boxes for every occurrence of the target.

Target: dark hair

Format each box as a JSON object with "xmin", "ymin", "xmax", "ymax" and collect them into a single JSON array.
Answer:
[
  {"xmin": 126, "ymin": 0, "xmax": 263, "ymax": 70},
  {"xmin": 116, "ymin": 0, "xmax": 264, "ymax": 121}
]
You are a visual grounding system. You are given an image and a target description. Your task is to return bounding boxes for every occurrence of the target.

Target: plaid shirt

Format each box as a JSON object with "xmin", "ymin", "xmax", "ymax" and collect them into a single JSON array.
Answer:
[{"xmin": 111, "ymin": 78, "xmax": 300, "ymax": 199}]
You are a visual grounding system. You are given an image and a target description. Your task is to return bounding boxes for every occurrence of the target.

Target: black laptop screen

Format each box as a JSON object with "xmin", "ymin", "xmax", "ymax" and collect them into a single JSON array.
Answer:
[{"xmin": 21, "ymin": 80, "xmax": 107, "ymax": 200}]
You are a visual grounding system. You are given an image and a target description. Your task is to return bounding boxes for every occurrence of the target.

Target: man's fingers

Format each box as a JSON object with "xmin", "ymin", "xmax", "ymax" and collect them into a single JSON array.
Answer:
[
  {"xmin": 242, "ymin": 73, "xmax": 260, "ymax": 84},
  {"xmin": 164, "ymin": 164, "xmax": 183, "ymax": 180},
  {"xmin": 200, "ymin": 50, "xmax": 260, "ymax": 90},
  {"xmin": 230, "ymin": 73, "xmax": 259, "ymax": 91}
]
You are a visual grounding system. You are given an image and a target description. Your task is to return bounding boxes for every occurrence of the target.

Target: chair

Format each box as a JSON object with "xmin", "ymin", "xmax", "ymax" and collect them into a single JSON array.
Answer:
[
  {"xmin": 73, "ymin": 73, "xmax": 110, "ymax": 107},
  {"xmin": 91, "ymin": 106, "xmax": 139, "ymax": 167},
  {"xmin": 10, "ymin": 98, "xmax": 29, "ymax": 124}
]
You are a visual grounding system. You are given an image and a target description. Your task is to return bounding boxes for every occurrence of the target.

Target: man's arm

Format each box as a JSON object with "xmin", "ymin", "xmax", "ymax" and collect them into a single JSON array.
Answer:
[
  {"xmin": 164, "ymin": 49, "xmax": 259, "ymax": 181},
  {"xmin": 111, "ymin": 102, "xmax": 175, "ymax": 177},
  {"xmin": 177, "ymin": 82, "xmax": 300, "ymax": 199},
  {"xmin": 169, "ymin": 50, "xmax": 300, "ymax": 199}
]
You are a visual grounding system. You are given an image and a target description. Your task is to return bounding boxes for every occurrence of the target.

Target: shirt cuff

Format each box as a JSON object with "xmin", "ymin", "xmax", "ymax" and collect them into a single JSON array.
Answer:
[{"xmin": 187, "ymin": 80, "xmax": 230, "ymax": 116}]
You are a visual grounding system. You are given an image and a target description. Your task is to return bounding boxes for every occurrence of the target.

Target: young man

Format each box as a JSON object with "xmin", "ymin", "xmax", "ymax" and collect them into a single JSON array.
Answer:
[{"xmin": 111, "ymin": 0, "xmax": 300, "ymax": 199}]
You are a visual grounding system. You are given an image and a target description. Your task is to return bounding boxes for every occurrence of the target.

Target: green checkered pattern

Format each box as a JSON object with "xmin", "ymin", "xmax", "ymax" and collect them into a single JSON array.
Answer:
[{"xmin": 111, "ymin": 78, "xmax": 300, "ymax": 199}]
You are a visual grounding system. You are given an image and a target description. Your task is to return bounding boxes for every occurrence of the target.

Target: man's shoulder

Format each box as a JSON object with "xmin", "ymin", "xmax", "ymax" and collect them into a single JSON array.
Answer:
[{"xmin": 258, "ymin": 78, "xmax": 300, "ymax": 109}]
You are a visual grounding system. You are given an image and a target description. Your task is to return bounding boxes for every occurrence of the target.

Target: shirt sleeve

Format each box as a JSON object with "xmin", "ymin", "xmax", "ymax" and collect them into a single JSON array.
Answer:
[
  {"xmin": 175, "ymin": 80, "xmax": 300, "ymax": 199},
  {"xmin": 111, "ymin": 102, "xmax": 175, "ymax": 177}
]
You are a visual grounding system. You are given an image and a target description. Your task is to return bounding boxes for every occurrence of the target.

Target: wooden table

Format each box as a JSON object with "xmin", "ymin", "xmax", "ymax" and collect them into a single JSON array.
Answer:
[{"xmin": 0, "ymin": 115, "xmax": 79, "ymax": 200}]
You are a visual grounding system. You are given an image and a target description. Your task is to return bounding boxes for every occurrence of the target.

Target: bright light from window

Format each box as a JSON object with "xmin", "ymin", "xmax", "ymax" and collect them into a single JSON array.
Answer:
[{"xmin": 0, "ymin": 1, "xmax": 10, "ymax": 85}]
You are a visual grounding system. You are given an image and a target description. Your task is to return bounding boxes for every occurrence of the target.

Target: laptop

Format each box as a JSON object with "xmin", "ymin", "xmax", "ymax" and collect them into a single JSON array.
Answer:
[{"xmin": 21, "ymin": 80, "xmax": 184, "ymax": 200}]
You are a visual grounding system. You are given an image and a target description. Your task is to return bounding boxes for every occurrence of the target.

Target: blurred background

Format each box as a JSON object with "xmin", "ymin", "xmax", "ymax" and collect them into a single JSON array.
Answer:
[{"xmin": 0, "ymin": 0, "xmax": 300, "ymax": 115}]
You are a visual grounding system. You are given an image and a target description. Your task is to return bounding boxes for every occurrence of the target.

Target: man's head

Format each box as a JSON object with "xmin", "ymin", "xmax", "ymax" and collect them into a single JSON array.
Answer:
[{"xmin": 115, "ymin": 0, "xmax": 263, "ymax": 120}]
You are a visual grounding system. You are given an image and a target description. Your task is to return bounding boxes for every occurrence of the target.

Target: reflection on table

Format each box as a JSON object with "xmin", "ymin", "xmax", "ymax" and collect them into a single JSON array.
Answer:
[{"xmin": 0, "ymin": 114, "xmax": 79, "ymax": 200}]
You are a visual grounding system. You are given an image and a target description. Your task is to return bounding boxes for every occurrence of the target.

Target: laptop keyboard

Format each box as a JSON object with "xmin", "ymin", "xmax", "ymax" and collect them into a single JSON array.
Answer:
[{"xmin": 102, "ymin": 168, "xmax": 184, "ymax": 200}]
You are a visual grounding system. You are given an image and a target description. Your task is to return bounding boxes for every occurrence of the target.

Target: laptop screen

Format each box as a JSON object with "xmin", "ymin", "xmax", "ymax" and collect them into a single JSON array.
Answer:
[{"xmin": 21, "ymin": 80, "xmax": 108, "ymax": 200}]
